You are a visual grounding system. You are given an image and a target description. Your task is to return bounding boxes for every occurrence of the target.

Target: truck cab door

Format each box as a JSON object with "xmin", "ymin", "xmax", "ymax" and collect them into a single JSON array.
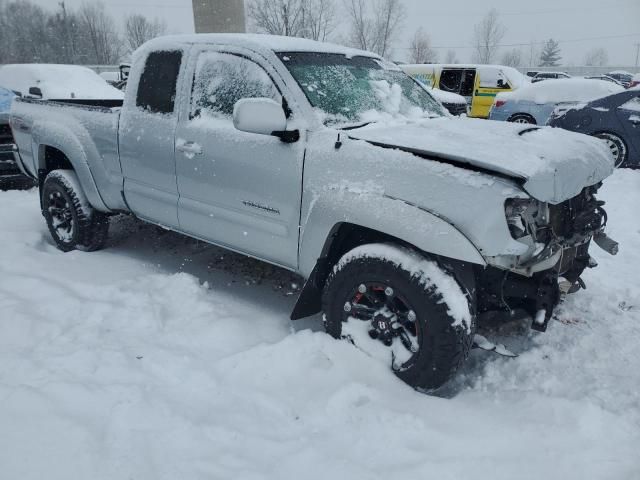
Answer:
[
  {"xmin": 119, "ymin": 50, "xmax": 185, "ymax": 229},
  {"xmin": 174, "ymin": 48, "xmax": 305, "ymax": 269}
]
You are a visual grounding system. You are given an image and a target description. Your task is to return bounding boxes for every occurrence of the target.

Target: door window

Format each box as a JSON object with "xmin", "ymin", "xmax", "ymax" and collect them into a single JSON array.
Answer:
[
  {"xmin": 439, "ymin": 69, "xmax": 462, "ymax": 94},
  {"xmin": 136, "ymin": 50, "xmax": 183, "ymax": 114},
  {"xmin": 478, "ymin": 68, "xmax": 510, "ymax": 89},
  {"xmin": 191, "ymin": 52, "xmax": 281, "ymax": 120},
  {"xmin": 619, "ymin": 96, "xmax": 640, "ymax": 112}
]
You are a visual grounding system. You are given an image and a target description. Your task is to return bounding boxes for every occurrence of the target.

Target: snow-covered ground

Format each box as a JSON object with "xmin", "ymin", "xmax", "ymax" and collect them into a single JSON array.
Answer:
[{"xmin": 1, "ymin": 171, "xmax": 639, "ymax": 480}]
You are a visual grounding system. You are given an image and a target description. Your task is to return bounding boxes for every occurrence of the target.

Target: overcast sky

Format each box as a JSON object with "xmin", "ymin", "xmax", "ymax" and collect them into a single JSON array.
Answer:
[{"xmin": 34, "ymin": 0, "xmax": 640, "ymax": 66}]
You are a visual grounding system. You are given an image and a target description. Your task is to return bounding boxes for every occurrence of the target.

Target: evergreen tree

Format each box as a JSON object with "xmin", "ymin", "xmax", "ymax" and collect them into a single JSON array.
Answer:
[{"xmin": 539, "ymin": 38, "xmax": 562, "ymax": 66}]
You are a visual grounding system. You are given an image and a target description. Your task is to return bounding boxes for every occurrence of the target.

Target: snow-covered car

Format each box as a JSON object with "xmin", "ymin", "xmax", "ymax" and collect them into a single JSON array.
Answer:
[
  {"xmin": 489, "ymin": 78, "xmax": 625, "ymax": 125},
  {"xmin": 0, "ymin": 64, "xmax": 124, "ymax": 104},
  {"xmin": 423, "ymin": 86, "xmax": 468, "ymax": 116},
  {"xmin": 606, "ymin": 70, "xmax": 634, "ymax": 88},
  {"xmin": 631, "ymin": 73, "xmax": 640, "ymax": 89},
  {"xmin": 549, "ymin": 88, "xmax": 640, "ymax": 168},
  {"xmin": 10, "ymin": 34, "xmax": 618, "ymax": 391},
  {"xmin": 0, "ymin": 86, "xmax": 34, "ymax": 188}
]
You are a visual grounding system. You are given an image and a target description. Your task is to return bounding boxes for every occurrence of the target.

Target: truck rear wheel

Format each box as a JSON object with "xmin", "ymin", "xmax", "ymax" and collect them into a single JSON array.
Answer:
[
  {"xmin": 42, "ymin": 170, "xmax": 109, "ymax": 252},
  {"xmin": 322, "ymin": 244, "xmax": 475, "ymax": 391}
]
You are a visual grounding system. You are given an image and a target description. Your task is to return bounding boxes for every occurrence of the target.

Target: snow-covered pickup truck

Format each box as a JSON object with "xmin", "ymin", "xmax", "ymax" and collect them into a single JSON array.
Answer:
[{"xmin": 10, "ymin": 34, "xmax": 618, "ymax": 391}]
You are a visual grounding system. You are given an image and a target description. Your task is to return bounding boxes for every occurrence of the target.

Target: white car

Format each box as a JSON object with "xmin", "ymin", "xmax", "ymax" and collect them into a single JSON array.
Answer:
[{"xmin": 0, "ymin": 64, "xmax": 124, "ymax": 101}]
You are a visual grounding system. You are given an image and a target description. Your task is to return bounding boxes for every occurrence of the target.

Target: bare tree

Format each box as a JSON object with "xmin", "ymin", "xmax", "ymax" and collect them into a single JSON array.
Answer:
[
  {"xmin": 584, "ymin": 47, "xmax": 609, "ymax": 67},
  {"xmin": 501, "ymin": 48, "xmax": 522, "ymax": 67},
  {"xmin": 445, "ymin": 49, "xmax": 458, "ymax": 64},
  {"xmin": 248, "ymin": 0, "xmax": 337, "ymax": 40},
  {"xmin": 374, "ymin": 0, "xmax": 405, "ymax": 57},
  {"xmin": 301, "ymin": 0, "xmax": 336, "ymax": 41},
  {"xmin": 408, "ymin": 28, "xmax": 437, "ymax": 64},
  {"xmin": 344, "ymin": 0, "xmax": 405, "ymax": 56},
  {"xmin": 472, "ymin": 8, "xmax": 506, "ymax": 64},
  {"xmin": 125, "ymin": 14, "xmax": 166, "ymax": 52},
  {"xmin": 79, "ymin": 1, "xmax": 122, "ymax": 64}
]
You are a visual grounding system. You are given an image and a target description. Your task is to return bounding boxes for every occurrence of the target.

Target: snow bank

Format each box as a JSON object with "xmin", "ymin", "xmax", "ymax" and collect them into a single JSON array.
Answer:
[{"xmin": 1, "ymin": 171, "xmax": 640, "ymax": 479}]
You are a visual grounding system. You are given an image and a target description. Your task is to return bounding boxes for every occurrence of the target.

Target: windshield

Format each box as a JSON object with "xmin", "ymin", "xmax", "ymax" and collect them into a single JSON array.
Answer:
[{"xmin": 278, "ymin": 52, "xmax": 446, "ymax": 127}]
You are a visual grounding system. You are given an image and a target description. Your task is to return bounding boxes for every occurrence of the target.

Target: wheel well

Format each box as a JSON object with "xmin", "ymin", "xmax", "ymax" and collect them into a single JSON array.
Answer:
[
  {"xmin": 37, "ymin": 146, "xmax": 74, "ymax": 208},
  {"xmin": 290, "ymin": 223, "xmax": 476, "ymax": 320},
  {"xmin": 507, "ymin": 113, "xmax": 537, "ymax": 124},
  {"xmin": 42, "ymin": 146, "xmax": 73, "ymax": 174}
]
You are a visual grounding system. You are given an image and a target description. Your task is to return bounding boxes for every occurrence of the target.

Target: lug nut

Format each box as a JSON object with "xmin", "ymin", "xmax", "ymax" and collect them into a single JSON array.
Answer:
[
  {"xmin": 385, "ymin": 287, "xmax": 394, "ymax": 296},
  {"xmin": 343, "ymin": 302, "xmax": 352, "ymax": 313},
  {"xmin": 358, "ymin": 284, "xmax": 367, "ymax": 294},
  {"xmin": 407, "ymin": 310, "xmax": 416, "ymax": 322}
]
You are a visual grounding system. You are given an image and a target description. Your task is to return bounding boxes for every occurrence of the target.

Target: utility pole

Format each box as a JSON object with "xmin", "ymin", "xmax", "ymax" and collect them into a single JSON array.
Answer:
[{"xmin": 635, "ymin": 42, "xmax": 640, "ymax": 69}]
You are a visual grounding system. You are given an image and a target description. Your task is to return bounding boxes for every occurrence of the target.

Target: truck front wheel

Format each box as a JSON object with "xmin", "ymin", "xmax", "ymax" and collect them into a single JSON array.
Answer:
[
  {"xmin": 322, "ymin": 244, "xmax": 475, "ymax": 391},
  {"xmin": 42, "ymin": 170, "xmax": 109, "ymax": 252}
]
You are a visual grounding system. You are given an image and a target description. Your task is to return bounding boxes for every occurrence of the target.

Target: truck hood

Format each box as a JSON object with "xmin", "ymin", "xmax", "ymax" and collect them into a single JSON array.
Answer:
[{"xmin": 348, "ymin": 117, "xmax": 614, "ymax": 204}]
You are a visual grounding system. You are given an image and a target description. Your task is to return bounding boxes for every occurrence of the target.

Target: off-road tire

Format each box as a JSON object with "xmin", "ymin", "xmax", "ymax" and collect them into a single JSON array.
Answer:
[
  {"xmin": 42, "ymin": 170, "xmax": 109, "ymax": 252},
  {"xmin": 322, "ymin": 244, "xmax": 475, "ymax": 391}
]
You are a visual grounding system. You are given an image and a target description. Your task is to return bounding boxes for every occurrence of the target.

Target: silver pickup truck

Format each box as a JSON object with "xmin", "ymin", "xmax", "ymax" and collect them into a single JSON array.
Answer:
[{"xmin": 10, "ymin": 34, "xmax": 618, "ymax": 390}]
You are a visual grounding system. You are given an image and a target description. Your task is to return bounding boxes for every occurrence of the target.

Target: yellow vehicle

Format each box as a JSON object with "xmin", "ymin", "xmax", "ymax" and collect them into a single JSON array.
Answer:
[{"xmin": 401, "ymin": 64, "xmax": 527, "ymax": 118}]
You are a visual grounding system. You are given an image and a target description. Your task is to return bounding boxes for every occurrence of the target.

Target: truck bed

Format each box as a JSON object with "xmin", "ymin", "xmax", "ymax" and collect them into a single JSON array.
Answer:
[{"xmin": 11, "ymin": 97, "xmax": 127, "ymax": 211}]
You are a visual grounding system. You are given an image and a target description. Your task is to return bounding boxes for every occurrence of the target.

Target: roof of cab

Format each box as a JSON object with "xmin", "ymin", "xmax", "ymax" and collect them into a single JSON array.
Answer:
[{"xmin": 137, "ymin": 34, "xmax": 379, "ymax": 60}]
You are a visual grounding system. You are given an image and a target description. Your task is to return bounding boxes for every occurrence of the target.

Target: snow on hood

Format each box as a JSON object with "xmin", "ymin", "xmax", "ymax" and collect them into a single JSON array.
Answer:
[{"xmin": 348, "ymin": 117, "xmax": 614, "ymax": 204}]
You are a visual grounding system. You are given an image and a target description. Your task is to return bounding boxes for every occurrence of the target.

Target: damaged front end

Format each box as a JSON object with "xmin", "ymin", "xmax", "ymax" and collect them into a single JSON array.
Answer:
[{"xmin": 479, "ymin": 183, "xmax": 618, "ymax": 331}]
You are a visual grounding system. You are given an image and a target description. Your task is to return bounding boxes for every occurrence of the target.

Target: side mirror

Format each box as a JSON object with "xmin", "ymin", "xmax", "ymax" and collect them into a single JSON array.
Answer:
[
  {"xmin": 28, "ymin": 87, "xmax": 43, "ymax": 99},
  {"xmin": 233, "ymin": 98, "xmax": 299, "ymax": 143}
]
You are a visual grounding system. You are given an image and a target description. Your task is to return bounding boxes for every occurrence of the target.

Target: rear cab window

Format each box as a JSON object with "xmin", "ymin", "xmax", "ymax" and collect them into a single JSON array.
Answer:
[{"xmin": 136, "ymin": 50, "xmax": 183, "ymax": 114}]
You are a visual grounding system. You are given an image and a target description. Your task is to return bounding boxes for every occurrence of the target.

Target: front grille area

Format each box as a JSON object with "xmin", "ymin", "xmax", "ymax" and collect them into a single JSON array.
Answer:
[
  {"xmin": 548, "ymin": 187, "xmax": 605, "ymax": 240},
  {"xmin": 442, "ymin": 102, "xmax": 468, "ymax": 116}
]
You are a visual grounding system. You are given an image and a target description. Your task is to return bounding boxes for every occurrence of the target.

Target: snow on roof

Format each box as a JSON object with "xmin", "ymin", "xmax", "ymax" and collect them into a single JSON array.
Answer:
[
  {"xmin": 138, "ymin": 34, "xmax": 379, "ymax": 60},
  {"xmin": 497, "ymin": 78, "xmax": 624, "ymax": 104},
  {"xmin": 0, "ymin": 64, "xmax": 124, "ymax": 100}
]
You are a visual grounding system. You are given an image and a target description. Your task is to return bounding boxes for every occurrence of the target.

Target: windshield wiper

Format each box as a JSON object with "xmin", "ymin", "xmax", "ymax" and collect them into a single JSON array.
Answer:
[{"xmin": 338, "ymin": 121, "xmax": 375, "ymax": 131}]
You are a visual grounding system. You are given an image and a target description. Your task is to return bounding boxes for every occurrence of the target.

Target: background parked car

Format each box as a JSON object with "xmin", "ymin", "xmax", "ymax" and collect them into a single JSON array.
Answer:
[
  {"xmin": 401, "ymin": 63, "xmax": 527, "ymax": 118},
  {"xmin": 548, "ymin": 87, "xmax": 640, "ymax": 168},
  {"xmin": 631, "ymin": 73, "xmax": 640, "ymax": 88},
  {"xmin": 0, "ymin": 64, "xmax": 124, "ymax": 102},
  {"xmin": 606, "ymin": 71, "xmax": 634, "ymax": 88},
  {"xmin": 584, "ymin": 75, "xmax": 624, "ymax": 87},
  {"xmin": 531, "ymin": 71, "xmax": 571, "ymax": 83},
  {"xmin": 489, "ymin": 78, "xmax": 624, "ymax": 125},
  {"xmin": 0, "ymin": 86, "xmax": 33, "ymax": 189}
]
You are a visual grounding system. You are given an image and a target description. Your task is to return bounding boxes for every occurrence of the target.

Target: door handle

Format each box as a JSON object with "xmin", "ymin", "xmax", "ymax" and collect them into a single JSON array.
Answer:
[{"xmin": 176, "ymin": 141, "xmax": 203, "ymax": 156}]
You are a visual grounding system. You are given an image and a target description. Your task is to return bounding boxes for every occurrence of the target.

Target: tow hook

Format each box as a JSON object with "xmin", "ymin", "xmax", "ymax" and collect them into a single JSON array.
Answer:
[{"xmin": 594, "ymin": 231, "xmax": 619, "ymax": 256}]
